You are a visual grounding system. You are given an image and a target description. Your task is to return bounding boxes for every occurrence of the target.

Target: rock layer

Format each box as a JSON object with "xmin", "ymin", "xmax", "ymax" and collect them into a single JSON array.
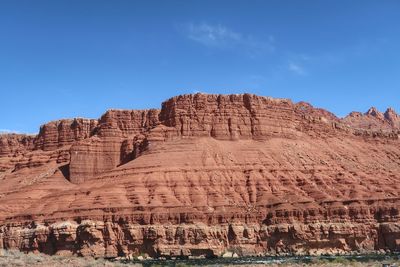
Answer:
[
  {"xmin": 343, "ymin": 106, "xmax": 400, "ymax": 131},
  {"xmin": 0, "ymin": 93, "xmax": 399, "ymax": 258}
]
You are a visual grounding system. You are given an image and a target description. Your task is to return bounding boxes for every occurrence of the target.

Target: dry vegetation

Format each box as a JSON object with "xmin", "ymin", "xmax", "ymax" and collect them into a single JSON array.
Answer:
[
  {"xmin": 0, "ymin": 249, "xmax": 399, "ymax": 267},
  {"xmin": 0, "ymin": 250, "xmax": 134, "ymax": 267}
]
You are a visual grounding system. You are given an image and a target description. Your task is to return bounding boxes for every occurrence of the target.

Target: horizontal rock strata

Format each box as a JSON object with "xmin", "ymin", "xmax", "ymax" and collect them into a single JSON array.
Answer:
[{"xmin": 0, "ymin": 93, "xmax": 399, "ymax": 258}]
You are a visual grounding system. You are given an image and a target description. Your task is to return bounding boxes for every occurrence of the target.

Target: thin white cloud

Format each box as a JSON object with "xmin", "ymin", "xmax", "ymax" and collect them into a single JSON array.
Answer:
[
  {"xmin": 288, "ymin": 62, "xmax": 306, "ymax": 75},
  {"xmin": 184, "ymin": 23, "xmax": 275, "ymax": 56},
  {"xmin": 187, "ymin": 23, "xmax": 241, "ymax": 47},
  {"xmin": 0, "ymin": 129, "xmax": 20, "ymax": 134}
]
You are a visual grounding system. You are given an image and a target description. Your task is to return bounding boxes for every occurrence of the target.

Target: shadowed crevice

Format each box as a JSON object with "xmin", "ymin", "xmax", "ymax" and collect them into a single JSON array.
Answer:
[{"xmin": 58, "ymin": 164, "xmax": 70, "ymax": 181}]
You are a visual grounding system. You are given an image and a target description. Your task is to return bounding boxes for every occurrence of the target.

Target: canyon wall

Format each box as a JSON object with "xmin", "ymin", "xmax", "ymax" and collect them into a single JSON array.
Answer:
[{"xmin": 0, "ymin": 93, "xmax": 399, "ymax": 258}]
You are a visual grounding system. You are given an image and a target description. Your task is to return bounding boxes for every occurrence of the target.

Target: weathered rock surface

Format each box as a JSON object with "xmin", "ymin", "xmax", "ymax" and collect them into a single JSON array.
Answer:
[
  {"xmin": 343, "ymin": 107, "xmax": 400, "ymax": 131},
  {"xmin": 0, "ymin": 93, "xmax": 399, "ymax": 258},
  {"xmin": 35, "ymin": 118, "xmax": 99, "ymax": 151}
]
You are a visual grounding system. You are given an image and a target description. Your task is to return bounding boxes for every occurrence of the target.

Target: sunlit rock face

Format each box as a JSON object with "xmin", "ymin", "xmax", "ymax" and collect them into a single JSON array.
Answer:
[{"xmin": 0, "ymin": 93, "xmax": 399, "ymax": 258}]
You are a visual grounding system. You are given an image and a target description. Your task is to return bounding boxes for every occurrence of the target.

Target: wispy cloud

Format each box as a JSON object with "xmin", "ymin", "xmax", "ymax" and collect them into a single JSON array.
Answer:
[
  {"xmin": 0, "ymin": 129, "xmax": 20, "ymax": 134},
  {"xmin": 288, "ymin": 62, "xmax": 306, "ymax": 75},
  {"xmin": 187, "ymin": 23, "xmax": 241, "ymax": 47},
  {"xmin": 183, "ymin": 23, "xmax": 275, "ymax": 56}
]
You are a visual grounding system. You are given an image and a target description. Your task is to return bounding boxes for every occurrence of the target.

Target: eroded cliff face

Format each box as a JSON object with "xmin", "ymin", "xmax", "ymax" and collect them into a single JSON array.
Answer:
[
  {"xmin": 34, "ymin": 118, "xmax": 99, "ymax": 151},
  {"xmin": 2, "ymin": 220, "xmax": 399, "ymax": 258},
  {"xmin": 343, "ymin": 107, "xmax": 400, "ymax": 131},
  {"xmin": 0, "ymin": 93, "xmax": 399, "ymax": 258}
]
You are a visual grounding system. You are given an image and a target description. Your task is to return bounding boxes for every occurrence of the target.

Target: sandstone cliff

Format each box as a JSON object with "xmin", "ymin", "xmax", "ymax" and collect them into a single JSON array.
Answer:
[
  {"xmin": 343, "ymin": 107, "xmax": 400, "ymax": 131},
  {"xmin": 0, "ymin": 93, "xmax": 399, "ymax": 258}
]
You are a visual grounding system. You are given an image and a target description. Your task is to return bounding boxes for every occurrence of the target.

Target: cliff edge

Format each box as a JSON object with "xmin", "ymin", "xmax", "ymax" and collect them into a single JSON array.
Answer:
[{"xmin": 0, "ymin": 93, "xmax": 399, "ymax": 258}]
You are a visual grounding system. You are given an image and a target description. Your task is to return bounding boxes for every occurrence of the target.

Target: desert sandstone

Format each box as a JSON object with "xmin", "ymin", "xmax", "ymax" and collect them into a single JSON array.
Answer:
[{"xmin": 0, "ymin": 93, "xmax": 399, "ymax": 258}]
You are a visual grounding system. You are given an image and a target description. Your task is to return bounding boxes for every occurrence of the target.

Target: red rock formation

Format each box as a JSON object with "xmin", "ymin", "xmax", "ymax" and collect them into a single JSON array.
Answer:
[
  {"xmin": 34, "ymin": 118, "xmax": 98, "ymax": 151},
  {"xmin": 0, "ymin": 134, "xmax": 35, "ymax": 172},
  {"xmin": 0, "ymin": 93, "xmax": 399, "ymax": 258},
  {"xmin": 0, "ymin": 134, "xmax": 34, "ymax": 157},
  {"xmin": 68, "ymin": 109, "xmax": 160, "ymax": 183},
  {"xmin": 159, "ymin": 94, "xmax": 302, "ymax": 139},
  {"xmin": 384, "ymin": 108, "xmax": 400, "ymax": 128},
  {"xmin": 343, "ymin": 107, "xmax": 400, "ymax": 131}
]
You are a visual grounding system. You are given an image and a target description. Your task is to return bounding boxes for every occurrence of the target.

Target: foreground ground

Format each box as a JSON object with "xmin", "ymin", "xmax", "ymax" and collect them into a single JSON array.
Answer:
[{"xmin": 0, "ymin": 250, "xmax": 399, "ymax": 267}]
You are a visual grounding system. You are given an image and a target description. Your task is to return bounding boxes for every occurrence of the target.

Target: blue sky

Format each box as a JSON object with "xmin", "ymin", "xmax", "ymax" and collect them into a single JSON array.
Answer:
[{"xmin": 1, "ymin": 0, "xmax": 399, "ymax": 133}]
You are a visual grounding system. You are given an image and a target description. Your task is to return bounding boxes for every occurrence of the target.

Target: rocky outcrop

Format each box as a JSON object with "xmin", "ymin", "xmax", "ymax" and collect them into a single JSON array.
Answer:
[
  {"xmin": 98, "ymin": 109, "xmax": 160, "ymax": 136},
  {"xmin": 159, "ymin": 94, "xmax": 299, "ymax": 139},
  {"xmin": 1, "ymin": 220, "xmax": 399, "ymax": 258},
  {"xmin": 68, "ymin": 109, "xmax": 160, "ymax": 183},
  {"xmin": 0, "ymin": 134, "xmax": 35, "ymax": 157},
  {"xmin": 0, "ymin": 93, "xmax": 399, "ymax": 258},
  {"xmin": 343, "ymin": 107, "xmax": 400, "ymax": 131},
  {"xmin": 0, "ymin": 134, "xmax": 35, "ymax": 172},
  {"xmin": 159, "ymin": 94, "xmax": 341, "ymax": 140},
  {"xmin": 384, "ymin": 108, "xmax": 400, "ymax": 128},
  {"xmin": 34, "ymin": 118, "xmax": 99, "ymax": 151}
]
